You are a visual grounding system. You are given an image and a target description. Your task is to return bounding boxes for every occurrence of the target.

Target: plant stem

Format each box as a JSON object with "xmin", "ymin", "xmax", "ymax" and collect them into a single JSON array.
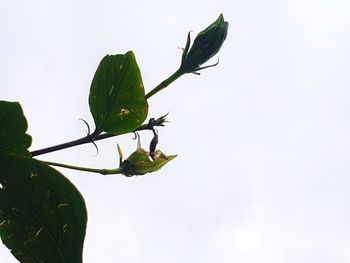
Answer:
[
  {"xmin": 31, "ymin": 132, "xmax": 98, "ymax": 157},
  {"xmin": 45, "ymin": 161, "xmax": 123, "ymax": 175},
  {"xmin": 145, "ymin": 70, "xmax": 184, "ymax": 99},
  {"xmin": 30, "ymin": 115, "xmax": 167, "ymax": 157}
]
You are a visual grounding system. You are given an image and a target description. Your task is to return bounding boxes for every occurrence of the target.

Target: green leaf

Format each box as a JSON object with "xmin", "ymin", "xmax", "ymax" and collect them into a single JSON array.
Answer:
[
  {"xmin": 89, "ymin": 51, "xmax": 148, "ymax": 135},
  {"xmin": 120, "ymin": 147, "xmax": 176, "ymax": 176},
  {"xmin": 0, "ymin": 101, "xmax": 32, "ymax": 156},
  {"xmin": 0, "ymin": 152, "xmax": 87, "ymax": 263}
]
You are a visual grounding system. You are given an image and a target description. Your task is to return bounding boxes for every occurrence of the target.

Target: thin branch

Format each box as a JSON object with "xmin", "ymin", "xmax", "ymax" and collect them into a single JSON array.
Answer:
[{"xmin": 30, "ymin": 114, "xmax": 168, "ymax": 157}]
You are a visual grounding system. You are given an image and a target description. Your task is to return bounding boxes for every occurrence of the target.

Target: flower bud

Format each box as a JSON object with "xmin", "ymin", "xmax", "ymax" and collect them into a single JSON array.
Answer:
[
  {"xmin": 118, "ymin": 135, "xmax": 176, "ymax": 177},
  {"xmin": 120, "ymin": 147, "xmax": 176, "ymax": 176},
  {"xmin": 179, "ymin": 14, "xmax": 228, "ymax": 74}
]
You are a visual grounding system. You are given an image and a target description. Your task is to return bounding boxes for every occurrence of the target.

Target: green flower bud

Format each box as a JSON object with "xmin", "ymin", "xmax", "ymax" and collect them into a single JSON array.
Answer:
[{"xmin": 179, "ymin": 14, "xmax": 228, "ymax": 74}]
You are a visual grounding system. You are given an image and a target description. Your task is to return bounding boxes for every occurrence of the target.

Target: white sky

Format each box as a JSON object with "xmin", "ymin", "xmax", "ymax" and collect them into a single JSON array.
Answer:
[{"xmin": 1, "ymin": 0, "xmax": 350, "ymax": 262}]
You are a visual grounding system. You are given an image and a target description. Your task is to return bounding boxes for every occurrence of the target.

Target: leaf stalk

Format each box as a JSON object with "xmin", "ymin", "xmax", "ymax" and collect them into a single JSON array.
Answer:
[
  {"xmin": 145, "ymin": 70, "xmax": 184, "ymax": 99},
  {"xmin": 45, "ymin": 161, "xmax": 123, "ymax": 175}
]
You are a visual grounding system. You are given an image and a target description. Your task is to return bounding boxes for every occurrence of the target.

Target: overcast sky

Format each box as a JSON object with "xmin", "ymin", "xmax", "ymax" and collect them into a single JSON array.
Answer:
[{"xmin": 1, "ymin": 0, "xmax": 350, "ymax": 262}]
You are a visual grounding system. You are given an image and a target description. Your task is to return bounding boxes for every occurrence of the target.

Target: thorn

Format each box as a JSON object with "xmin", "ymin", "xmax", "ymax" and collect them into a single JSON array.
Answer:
[
  {"xmin": 79, "ymin": 119, "xmax": 99, "ymax": 156},
  {"xmin": 79, "ymin": 118, "xmax": 91, "ymax": 135},
  {"xmin": 91, "ymin": 141, "xmax": 99, "ymax": 157}
]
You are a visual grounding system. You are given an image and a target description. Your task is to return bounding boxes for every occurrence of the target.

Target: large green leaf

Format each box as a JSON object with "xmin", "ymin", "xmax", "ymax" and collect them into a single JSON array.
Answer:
[
  {"xmin": 0, "ymin": 101, "xmax": 32, "ymax": 156},
  {"xmin": 89, "ymin": 51, "xmax": 148, "ymax": 135},
  {"xmin": 0, "ymin": 152, "xmax": 87, "ymax": 263}
]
